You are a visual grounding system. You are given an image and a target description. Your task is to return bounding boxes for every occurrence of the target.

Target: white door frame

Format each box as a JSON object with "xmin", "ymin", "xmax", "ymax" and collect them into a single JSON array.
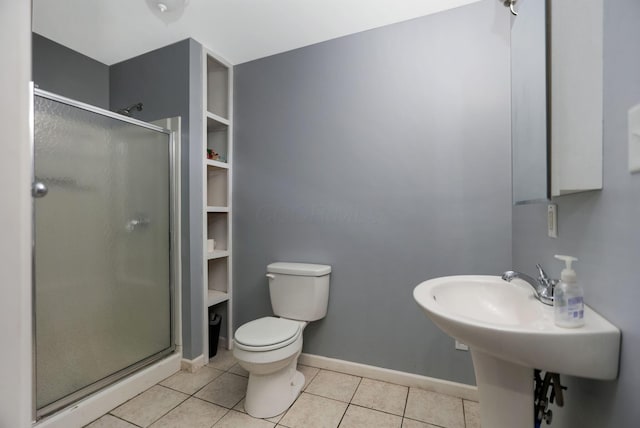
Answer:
[{"xmin": 0, "ymin": 1, "xmax": 34, "ymax": 427}]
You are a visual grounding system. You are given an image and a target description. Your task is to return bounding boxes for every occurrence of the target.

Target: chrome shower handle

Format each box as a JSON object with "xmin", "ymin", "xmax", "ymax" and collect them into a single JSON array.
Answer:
[
  {"xmin": 125, "ymin": 217, "xmax": 150, "ymax": 232},
  {"xmin": 507, "ymin": 0, "xmax": 518, "ymax": 16}
]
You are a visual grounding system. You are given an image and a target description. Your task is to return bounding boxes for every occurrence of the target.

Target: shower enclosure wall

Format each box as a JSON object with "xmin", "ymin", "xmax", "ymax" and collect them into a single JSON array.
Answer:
[{"xmin": 32, "ymin": 88, "xmax": 180, "ymax": 421}]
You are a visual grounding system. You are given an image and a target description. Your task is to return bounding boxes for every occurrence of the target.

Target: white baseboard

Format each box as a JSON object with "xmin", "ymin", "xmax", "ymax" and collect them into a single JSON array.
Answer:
[
  {"xmin": 298, "ymin": 353, "xmax": 478, "ymax": 402},
  {"xmin": 181, "ymin": 354, "xmax": 206, "ymax": 373},
  {"xmin": 35, "ymin": 352, "xmax": 181, "ymax": 428},
  {"xmin": 183, "ymin": 338, "xmax": 231, "ymax": 370}
]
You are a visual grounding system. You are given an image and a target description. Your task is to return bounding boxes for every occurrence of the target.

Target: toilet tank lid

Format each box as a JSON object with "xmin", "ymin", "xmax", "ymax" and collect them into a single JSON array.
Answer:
[{"xmin": 267, "ymin": 262, "xmax": 331, "ymax": 276}]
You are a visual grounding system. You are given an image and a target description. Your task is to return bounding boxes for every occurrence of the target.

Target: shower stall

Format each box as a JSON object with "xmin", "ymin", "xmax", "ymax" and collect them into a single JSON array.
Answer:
[{"xmin": 32, "ymin": 88, "xmax": 180, "ymax": 421}]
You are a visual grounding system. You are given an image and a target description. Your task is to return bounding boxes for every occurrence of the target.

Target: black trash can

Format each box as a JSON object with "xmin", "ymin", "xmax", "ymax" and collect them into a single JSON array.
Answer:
[{"xmin": 208, "ymin": 309, "xmax": 222, "ymax": 358}]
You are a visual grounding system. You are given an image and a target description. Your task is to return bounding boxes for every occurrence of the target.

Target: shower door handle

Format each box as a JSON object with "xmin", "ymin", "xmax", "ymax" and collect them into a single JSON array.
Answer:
[
  {"xmin": 32, "ymin": 181, "xmax": 48, "ymax": 198},
  {"xmin": 126, "ymin": 217, "xmax": 150, "ymax": 232}
]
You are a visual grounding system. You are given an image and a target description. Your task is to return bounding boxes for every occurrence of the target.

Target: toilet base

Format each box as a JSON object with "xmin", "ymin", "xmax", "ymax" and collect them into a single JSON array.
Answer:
[{"xmin": 244, "ymin": 358, "xmax": 305, "ymax": 418}]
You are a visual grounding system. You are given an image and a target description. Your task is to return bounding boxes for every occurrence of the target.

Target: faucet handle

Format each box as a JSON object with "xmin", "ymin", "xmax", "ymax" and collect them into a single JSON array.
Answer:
[
  {"xmin": 536, "ymin": 263, "xmax": 555, "ymax": 288},
  {"xmin": 536, "ymin": 263, "xmax": 549, "ymax": 280}
]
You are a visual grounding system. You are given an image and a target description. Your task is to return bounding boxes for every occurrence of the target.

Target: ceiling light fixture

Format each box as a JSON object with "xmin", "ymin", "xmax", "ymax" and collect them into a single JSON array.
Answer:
[{"xmin": 146, "ymin": 0, "xmax": 189, "ymax": 23}]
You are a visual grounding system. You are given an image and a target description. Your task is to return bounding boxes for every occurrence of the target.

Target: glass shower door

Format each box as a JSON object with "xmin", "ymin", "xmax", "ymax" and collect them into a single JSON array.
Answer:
[{"xmin": 33, "ymin": 91, "xmax": 174, "ymax": 417}]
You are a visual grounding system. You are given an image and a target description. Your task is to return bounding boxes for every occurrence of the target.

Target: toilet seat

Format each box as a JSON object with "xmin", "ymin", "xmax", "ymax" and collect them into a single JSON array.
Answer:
[{"xmin": 235, "ymin": 317, "xmax": 302, "ymax": 352}]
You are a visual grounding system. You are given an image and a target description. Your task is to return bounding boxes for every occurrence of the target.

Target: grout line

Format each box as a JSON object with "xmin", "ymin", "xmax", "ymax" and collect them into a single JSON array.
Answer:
[
  {"xmin": 109, "ymin": 413, "xmax": 144, "ymax": 428},
  {"xmin": 158, "ymin": 382, "xmax": 202, "ymax": 396},
  {"xmin": 402, "ymin": 385, "xmax": 410, "ymax": 418},
  {"xmin": 332, "ymin": 377, "xmax": 361, "ymax": 428},
  {"xmin": 108, "ymin": 385, "xmax": 151, "ymax": 415},
  {"xmin": 462, "ymin": 399, "xmax": 467, "ymax": 428},
  {"xmin": 335, "ymin": 401, "xmax": 349, "ymax": 428},
  {"xmin": 299, "ymin": 365, "xmax": 320, "ymax": 390},
  {"xmin": 349, "ymin": 376, "xmax": 364, "ymax": 402},
  {"xmin": 402, "ymin": 416, "xmax": 448, "ymax": 428},
  {"xmin": 142, "ymin": 385, "xmax": 189, "ymax": 427},
  {"xmin": 347, "ymin": 402, "xmax": 405, "ymax": 419},
  {"xmin": 210, "ymin": 407, "xmax": 232, "ymax": 428},
  {"xmin": 303, "ymin": 390, "xmax": 354, "ymax": 405},
  {"xmin": 190, "ymin": 369, "xmax": 233, "ymax": 397}
]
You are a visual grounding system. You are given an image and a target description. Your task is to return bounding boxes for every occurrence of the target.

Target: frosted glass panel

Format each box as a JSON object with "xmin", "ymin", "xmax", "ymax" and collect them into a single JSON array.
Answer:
[{"xmin": 34, "ymin": 95, "xmax": 172, "ymax": 411}]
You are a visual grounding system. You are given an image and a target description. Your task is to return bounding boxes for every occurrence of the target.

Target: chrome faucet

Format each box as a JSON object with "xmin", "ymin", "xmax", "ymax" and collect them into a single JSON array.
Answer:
[{"xmin": 501, "ymin": 264, "xmax": 558, "ymax": 306}]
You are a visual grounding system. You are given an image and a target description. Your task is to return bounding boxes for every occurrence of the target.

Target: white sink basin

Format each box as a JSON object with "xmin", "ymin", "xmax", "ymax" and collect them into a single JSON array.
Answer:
[
  {"xmin": 414, "ymin": 275, "xmax": 620, "ymax": 380},
  {"xmin": 413, "ymin": 275, "xmax": 620, "ymax": 428}
]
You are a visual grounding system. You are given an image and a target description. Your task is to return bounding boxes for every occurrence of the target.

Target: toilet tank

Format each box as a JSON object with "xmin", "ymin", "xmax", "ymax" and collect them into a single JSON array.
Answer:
[{"xmin": 267, "ymin": 262, "xmax": 331, "ymax": 321}]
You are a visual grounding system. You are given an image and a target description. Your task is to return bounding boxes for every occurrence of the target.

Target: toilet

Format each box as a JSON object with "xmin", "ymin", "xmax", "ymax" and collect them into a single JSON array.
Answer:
[{"xmin": 233, "ymin": 262, "xmax": 331, "ymax": 418}]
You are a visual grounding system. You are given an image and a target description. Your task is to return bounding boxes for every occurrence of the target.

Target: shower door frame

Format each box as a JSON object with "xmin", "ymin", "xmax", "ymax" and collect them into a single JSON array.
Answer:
[{"xmin": 31, "ymin": 87, "xmax": 181, "ymax": 422}]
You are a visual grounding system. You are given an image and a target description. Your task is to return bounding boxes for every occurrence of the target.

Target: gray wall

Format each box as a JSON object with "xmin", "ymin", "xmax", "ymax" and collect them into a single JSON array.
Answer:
[
  {"xmin": 233, "ymin": 0, "xmax": 511, "ymax": 384},
  {"xmin": 32, "ymin": 33, "xmax": 109, "ymax": 108},
  {"xmin": 512, "ymin": 0, "xmax": 640, "ymax": 426},
  {"xmin": 110, "ymin": 39, "xmax": 204, "ymax": 359}
]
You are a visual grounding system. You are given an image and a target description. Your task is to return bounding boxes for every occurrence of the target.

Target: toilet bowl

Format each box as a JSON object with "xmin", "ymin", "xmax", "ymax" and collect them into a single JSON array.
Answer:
[
  {"xmin": 234, "ymin": 317, "xmax": 307, "ymax": 418},
  {"xmin": 232, "ymin": 262, "xmax": 331, "ymax": 419}
]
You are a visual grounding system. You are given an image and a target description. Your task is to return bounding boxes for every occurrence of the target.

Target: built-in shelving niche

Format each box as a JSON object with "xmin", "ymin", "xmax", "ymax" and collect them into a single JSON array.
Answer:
[
  {"xmin": 207, "ymin": 56, "xmax": 229, "ymax": 119},
  {"xmin": 202, "ymin": 48, "xmax": 233, "ymax": 363}
]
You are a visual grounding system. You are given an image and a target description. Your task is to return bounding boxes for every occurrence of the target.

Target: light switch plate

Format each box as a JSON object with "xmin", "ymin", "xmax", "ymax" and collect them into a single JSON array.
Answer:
[
  {"xmin": 455, "ymin": 340, "xmax": 469, "ymax": 351},
  {"xmin": 629, "ymin": 104, "xmax": 640, "ymax": 173}
]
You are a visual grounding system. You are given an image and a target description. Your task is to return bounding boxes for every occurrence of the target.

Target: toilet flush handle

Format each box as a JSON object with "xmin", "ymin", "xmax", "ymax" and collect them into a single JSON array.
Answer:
[{"xmin": 266, "ymin": 274, "xmax": 275, "ymax": 279}]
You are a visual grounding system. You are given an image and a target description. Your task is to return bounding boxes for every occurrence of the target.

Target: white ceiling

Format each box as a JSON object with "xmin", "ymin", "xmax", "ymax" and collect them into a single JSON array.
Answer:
[{"xmin": 33, "ymin": 0, "xmax": 481, "ymax": 65}]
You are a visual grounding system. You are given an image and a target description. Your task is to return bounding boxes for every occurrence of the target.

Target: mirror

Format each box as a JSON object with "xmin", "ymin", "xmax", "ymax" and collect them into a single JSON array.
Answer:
[{"xmin": 511, "ymin": 0, "xmax": 603, "ymax": 204}]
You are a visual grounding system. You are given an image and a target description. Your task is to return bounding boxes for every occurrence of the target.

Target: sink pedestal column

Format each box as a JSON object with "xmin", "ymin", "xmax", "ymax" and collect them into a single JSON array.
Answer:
[{"xmin": 471, "ymin": 349, "xmax": 533, "ymax": 428}]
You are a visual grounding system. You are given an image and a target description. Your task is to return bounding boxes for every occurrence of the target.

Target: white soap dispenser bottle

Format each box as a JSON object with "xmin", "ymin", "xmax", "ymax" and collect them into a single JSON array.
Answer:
[{"xmin": 553, "ymin": 255, "xmax": 584, "ymax": 328}]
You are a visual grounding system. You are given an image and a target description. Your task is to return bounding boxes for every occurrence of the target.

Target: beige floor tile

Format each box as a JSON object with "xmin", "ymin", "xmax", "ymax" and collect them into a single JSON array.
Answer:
[
  {"xmin": 213, "ymin": 410, "xmax": 276, "ymax": 428},
  {"xmin": 298, "ymin": 365, "xmax": 320, "ymax": 390},
  {"xmin": 195, "ymin": 372, "xmax": 248, "ymax": 408},
  {"xmin": 111, "ymin": 385, "xmax": 188, "ymax": 427},
  {"xmin": 149, "ymin": 397, "xmax": 228, "ymax": 428},
  {"xmin": 207, "ymin": 348, "xmax": 238, "ymax": 371},
  {"xmin": 233, "ymin": 398, "xmax": 245, "ymax": 412},
  {"xmin": 351, "ymin": 378, "xmax": 408, "ymax": 416},
  {"xmin": 305, "ymin": 370, "xmax": 361, "ymax": 402},
  {"xmin": 279, "ymin": 393, "xmax": 348, "ymax": 428},
  {"xmin": 401, "ymin": 418, "xmax": 440, "ymax": 428},
  {"xmin": 160, "ymin": 366, "xmax": 225, "ymax": 395},
  {"xmin": 228, "ymin": 363, "xmax": 249, "ymax": 377},
  {"xmin": 85, "ymin": 414, "xmax": 138, "ymax": 428},
  {"xmin": 463, "ymin": 400, "xmax": 481, "ymax": 428},
  {"xmin": 404, "ymin": 388, "xmax": 464, "ymax": 428},
  {"xmin": 338, "ymin": 405, "xmax": 402, "ymax": 428},
  {"xmin": 233, "ymin": 399, "xmax": 287, "ymax": 423}
]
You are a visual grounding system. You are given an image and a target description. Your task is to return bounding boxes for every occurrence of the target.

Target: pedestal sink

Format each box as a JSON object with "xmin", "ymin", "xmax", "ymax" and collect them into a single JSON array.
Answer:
[{"xmin": 413, "ymin": 276, "xmax": 620, "ymax": 428}]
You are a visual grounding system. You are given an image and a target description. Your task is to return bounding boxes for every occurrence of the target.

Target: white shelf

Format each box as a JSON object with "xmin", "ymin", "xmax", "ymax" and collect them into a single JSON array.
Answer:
[
  {"xmin": 206, "ymin": 111, "xmax": 229, "ymax": 127},
  {"xmin": 206, "ymin": 206, "xmax": 229, "ymax": 213},
  {"xmin": 207, "ymin": 290, "xmax": 229, "ymax": 307},
  {"xmin": 207, "ymin": 250, "xmax": 229, "ymax": 260},
  {"xmin": 206, "ymin": 159, "xmax": 229, "ymax": 169}
]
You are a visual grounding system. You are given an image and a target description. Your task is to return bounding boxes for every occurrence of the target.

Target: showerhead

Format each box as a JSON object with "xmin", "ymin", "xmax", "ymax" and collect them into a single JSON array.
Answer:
[{"xmin": 116, "ymin": 102, "xmax": 143, "ymax": 117}]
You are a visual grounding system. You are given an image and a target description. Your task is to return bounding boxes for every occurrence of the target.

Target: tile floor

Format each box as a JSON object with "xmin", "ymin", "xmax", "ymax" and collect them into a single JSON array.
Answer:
[{"xmin": 86, "ymin": 348, "xmax": 480, "ymax": 428}]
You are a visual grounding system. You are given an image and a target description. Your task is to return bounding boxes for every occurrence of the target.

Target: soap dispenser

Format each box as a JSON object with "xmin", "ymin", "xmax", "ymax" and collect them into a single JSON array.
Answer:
[{"xmin": 553, "ymin": 255, "xmax": 584, "ymax": 328}]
